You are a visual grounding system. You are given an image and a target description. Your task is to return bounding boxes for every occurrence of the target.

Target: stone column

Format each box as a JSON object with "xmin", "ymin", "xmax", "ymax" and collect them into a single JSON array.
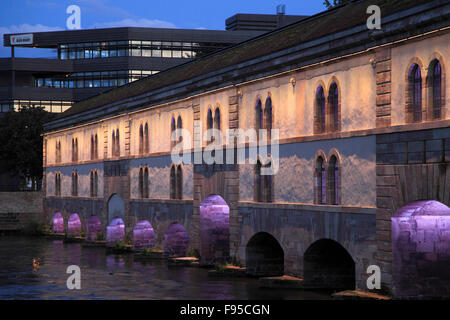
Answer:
[{"xmin": 375, "ymin": 47, "xmax": 392, "ymax": 128}]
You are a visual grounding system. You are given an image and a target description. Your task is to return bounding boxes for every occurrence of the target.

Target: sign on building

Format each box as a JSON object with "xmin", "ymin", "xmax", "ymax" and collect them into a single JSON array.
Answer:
[{"xmin": 10, "ymin": 34, "xmax": 33, "ymax": 45}]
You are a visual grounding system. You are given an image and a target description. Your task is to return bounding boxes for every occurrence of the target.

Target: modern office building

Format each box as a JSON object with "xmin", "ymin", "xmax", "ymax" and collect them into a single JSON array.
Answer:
[{"xmin": 0, "ymin": 12, "xmax": 306, "ymax": 114}]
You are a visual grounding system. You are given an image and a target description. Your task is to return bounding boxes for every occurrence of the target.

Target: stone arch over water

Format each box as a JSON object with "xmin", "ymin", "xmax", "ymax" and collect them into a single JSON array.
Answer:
[
  {"xmin": 133, "ymin": 220, "xmax": 155, "ymax": 251},
  {"xmin": 107, "ymin": 194, "xmax": 125, "ymax": 224},
  {"xmin": 392, "ymin": 200, "xmax": 450, "ymax": 298},
  {"xmin": 163, "ymin": 223, "xmax": 189, "ymax": 257},
  {"xmin": 106, "ymin": 217, "xmax": 125, "ymax": 246},
  {"xmin": 246, "ymin": 232, "xmax": 284, "ymax": 276},
  {"xmin": 86, "ymin": 215, "xmax": 102, "ymax": 241},
  {"xmin": 199, "ymin": 194, "xmax": 230, "ymax": 265},
  {"xmin": 303, "ymin": 238, "xmax": 355, "ymax": 291},
  {"xmin": 51, "ymin": 212, "xmax": 64, "ymax": 233},
  {"xmin": 67, "ymin": 213, "xmax": 82, "ymax": 237}
]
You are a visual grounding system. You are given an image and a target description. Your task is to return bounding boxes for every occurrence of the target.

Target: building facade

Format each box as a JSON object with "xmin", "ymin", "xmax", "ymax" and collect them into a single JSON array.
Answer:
[{"xmin": 42, "ymin": 0, "xmax": 450, "ymax": 297}]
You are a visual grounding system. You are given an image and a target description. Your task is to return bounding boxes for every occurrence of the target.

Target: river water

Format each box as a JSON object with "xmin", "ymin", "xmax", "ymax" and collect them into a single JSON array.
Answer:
[{"xmin": 0, "ymin": 236, "xmax": 330, "ymax": 300}]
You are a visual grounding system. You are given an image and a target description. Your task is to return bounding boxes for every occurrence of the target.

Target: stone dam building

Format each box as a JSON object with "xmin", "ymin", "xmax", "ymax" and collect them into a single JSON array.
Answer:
[{"xmin": 42, "ymin": 0, "xmax": 450, "ymax": 298}]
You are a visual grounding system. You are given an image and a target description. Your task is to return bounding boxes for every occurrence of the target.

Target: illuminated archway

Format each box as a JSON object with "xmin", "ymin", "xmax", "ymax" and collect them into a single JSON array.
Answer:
[
  {"xmin": 106, "ymin": 217, "xmax": 125, "ymax": 246},
  {"xmin": 200, "ymin": 194, "xmax": 230, "ymax": 265},
  {"xmin": 107, "ymin": 194, "xmax": 125, "ymax": 224},
  {"xmin": 246, "ymin": 232, "xmax": 284, "ymax": 276},
  {"xmin": 86, "ymin": 215, "xmax": 102, "ymax": 241},
  {"xmin": 392, "ymin": 200, "xmax": 450, "ymax": 298},
  {"xmin": 163, "ymin": 223, "xmax": 189, "ymax": 257},
  {"xmin": 67, "ymin": 213, "xmax": 82, "ymax": 237},
  {"xmin": 51, "ymin": 212, "xmax": 64, "ymax": 233},
  {"xmin": 133, "ymin": 220, "xmax": 155, "ymax": 251},
  {"xmin": 304, "ymin": 239, "xmax": 355, "ymax": 290}
]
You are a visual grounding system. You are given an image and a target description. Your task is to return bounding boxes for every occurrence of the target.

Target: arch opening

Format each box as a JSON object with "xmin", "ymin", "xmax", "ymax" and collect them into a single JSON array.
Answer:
[
  {"xmin": 200, "ymin": 194, "xmax": 230, "ymax": 265},
  {"xmin": 304, "ymin": 239, "xmax": 355, "ymax": 291},
  {"xmin": 392, "ymin": 200, "xmax": 450, "ymax": 298},
  {"xmin": 163, "ymin": 223, "xmax": 189, "ymax": 257},
  {"xmin": 108, "ymin": 194, "xmax": 125, "ymax": 224},
  {"xmin": 106, "ymin": 217, "xmax": 125, "ymax": 247},
  {"xmin": 86, "ymin": 215, "xmax": 102, "ymax": 241},
  {"xmin": 246, "ymin": 232, "xmax": 284, "ymax": 276},
  {"xmin": 133, "ymin": 220, "xmax": 155, "ymax": 251},
  {"xmin": 52, "ymin": 212, "xmax": 64, "ymax": 233},
  {"xmin": 67, "ymin": 213, "xmax": 82, "ymax": 237}
]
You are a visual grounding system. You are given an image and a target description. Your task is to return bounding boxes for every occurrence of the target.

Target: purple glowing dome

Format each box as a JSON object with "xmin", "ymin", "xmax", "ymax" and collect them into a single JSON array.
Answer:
[
  {"xmin": 133, "ymin": 220, "xmax": 155, "ymax": 250},
  {"xmin": 394, "ymin": 200, "xmax": 450, "ymax": 217},
  {"xmin": 106, "ymin": 217, "xmax": 125, "ymax": 246},
  {"xmin": 67, "ymin": 213, "xmax": 82, "ymax": 237},
  {"xmin": 86, "ymin": 215, "xmax": 102, "ymax": 241},
  {"xmin": 52, "ymin": 212, "xmax": 64, "ymax": 233}
]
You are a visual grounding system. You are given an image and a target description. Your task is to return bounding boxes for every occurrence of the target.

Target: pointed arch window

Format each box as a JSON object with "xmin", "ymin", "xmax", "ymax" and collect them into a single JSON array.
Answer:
[
  {"xmin": 408, "ymin": 64, "xmax": 422, "ymax": 122},
  {"xmin": 71, "ymin": 171, "xmax": 78, "ymax": 196},
  {"xmin": 170, "ymin": 165, "xmax": 176, "ymax": 199},
  {"xmin": 431, "ymin": 60, "xmax": 442, "ymax": 119},
  {"xmin": 264, "ymin": 97, "xmax": 272, "ymax": 140},
  {"xmin": 55, "ymin": 172, "xmax": 61, "ymax": 196},
  {"xmin": 115, "ymin": 129, "xmax": 120, "ymax": 156},
  {"xmin": 144, "ymin": 123, "xmax": 149, "ymax": 153},
  {"xmin": 139, "ymin": 124, "xmax": 144, "ymax": 154},
  {"xmin": 139, "ymin": 167, "xmax": 144, "ymax": 198},
  {"xmin": 55, "ymin": 141, "xmax": 61, "ymax": 163},
  {"xmin": 177, "ymin": 116, "xmax": 183, "ymax": 144},
  {"xmin": 315, "ymin": 86, "xmax": 326, "ymax": 134},
  {"xmin": 72, "ymin": 138, "xmax": 78, "ymax": 162},
  {"xmin": 255, "ymin": 99, "xmax": 263, "ymax": 132},
  {"xmin": 144, "ymin": 167, "xmax": 149, "ymax": 198},
  {"xmin": 254, "ymin": 160, "xmax": 273, "ymax": 202},
  {"xmin": 112, "ymin": 130, "xmax": 116, "ymax": 157},
  {"xmin": 176, "ymin": 165, "xmax": 183, "ymax": 200},
  {"xmin": 315, "ymin": 156, "xmax": 326, "ymax": 204},
  {"xmin": 328, "ymin": 83, "xmax": 339, "ymax": 132},
  {"xmin": 328, "ymin": 156, "xmax": 339, "ymax": 205},
  {"xmin": 170, "ymin": 117, "xmax": 176, "ymax": 148}
]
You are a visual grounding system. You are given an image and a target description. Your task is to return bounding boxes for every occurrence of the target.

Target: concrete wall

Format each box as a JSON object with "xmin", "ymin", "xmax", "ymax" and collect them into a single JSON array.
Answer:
[{"xmin": 0, "ymin": 191, "xmax": 43, "ymax": 230}]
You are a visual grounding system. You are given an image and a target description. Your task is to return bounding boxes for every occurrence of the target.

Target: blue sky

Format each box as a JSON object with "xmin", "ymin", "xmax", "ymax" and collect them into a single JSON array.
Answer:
[{"xmin": 0, "ymin": 0, "xmax": 326, "ymax": 57}]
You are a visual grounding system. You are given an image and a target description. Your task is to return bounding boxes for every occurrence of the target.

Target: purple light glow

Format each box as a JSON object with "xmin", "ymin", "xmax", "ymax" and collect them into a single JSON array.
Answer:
[
  {"xmin": 52, "ymin": 212, "xmax": 64, "ymax": 233},
  {"xmin": 86, "ymin": 215, "xmax": 102, "ymax": 241},
  {"xmin": 106, "ymin": 217, "xmax": 125, "ymax": 247},
  {"xmin": 133, "ymin": 220, "xmax": 155, "ymax": 251},
  {"xmin": 392, "ymin": 200, "xmax": 450, "ymax": 298},
  {"xmin": 200, "ymin": 195, "xmax": 230, "ymax": 264},
  {"xmin": 164, "ymin": 223, "xmax": 189, "ymax": 257},
  {"xmin": 67, "ymin": 213, "xmax": 82, "ymax": 237}
]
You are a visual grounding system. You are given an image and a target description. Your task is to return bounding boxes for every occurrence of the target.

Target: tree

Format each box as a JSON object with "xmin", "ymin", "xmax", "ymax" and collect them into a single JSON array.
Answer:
[
  {"xmin": 0, "ymin": 106, "xmax": 54, "ymax": 190},
  {"xmin": 323, "ymin": 0, "xmax": 351, "ymax": 9}
]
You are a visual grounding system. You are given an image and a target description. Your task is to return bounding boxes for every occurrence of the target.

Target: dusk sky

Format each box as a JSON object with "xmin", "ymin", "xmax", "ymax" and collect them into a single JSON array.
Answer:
[{"xmin": 0, "ymin": 0, "xmax": 325, "ymax": 57}]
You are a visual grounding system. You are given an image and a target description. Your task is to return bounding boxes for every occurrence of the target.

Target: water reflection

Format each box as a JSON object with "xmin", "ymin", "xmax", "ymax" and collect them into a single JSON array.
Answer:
[{"xmin": 0, "ymin": 236, "xmax": 330, "ymax": 300}]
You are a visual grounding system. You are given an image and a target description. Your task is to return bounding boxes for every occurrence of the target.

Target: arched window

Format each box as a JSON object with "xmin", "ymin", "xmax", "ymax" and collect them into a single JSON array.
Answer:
[
  {"xmin": 170, "ymin": 165, "xmax": 176, "ymax": 199},
  {"xmin": 144, "ymin": 123, "xmax": 149, "ymax": 153},
  {"xmin": 207, "ymin": 108, "xmax": 213, "ymax": 144},
  {"xmin": 263, "ymin": 161, "xmax": 273, "ymax": 203},
  {"xmin": 115, "ymin": 129, "xmax": 120, "ymax": 156},
  {"xmin": 430, "ymin": 60, "xmax": 442, "ymax": 119},
  {"xmin": 55, "ymin": 172, "xmax": 61, "ymax": 196},
  {"xmin": 112, "ymin": 130, "xmax": 116, "ymax": 156},
  {"xmin": 177, "ymin": 116, "xmax": 182, "ymax": 144},
  {"xmin": 328, "ymin": 156, "xmax": 339, "ymax": 205},
  {"xmin": 170, "ymin": 117, "xmax": 176, "ymax": 148},
  {"xmin": 94, "ymin": 171, "xmax": 98, "ymax": 197},
  {"xmin": 55, "ymin": 141, "xmax": 61, "ymax": 163},
  {"xmin": 315, "ymin": 156, "xmax": 326, "ymax": 204},
  {"xmin": 72, "ymin": 171, "xmax": 78, "ymax": 196},
  {"xmin": 90, "ymin": 171, "xmax": 94, "ymax": 197},
  {"xmin": 176, "ymin": 165, "xmax": 183, "ymax": 200},
  {"xmin": 139, "ymin": 167, "xmax": 144, "ymax": 198},
  {"xmin": 255, "ymin": 161, "xmax": 263, "ymax": 202},
  {"xmin": 91, "ymin": 135, "xmax": 94, "ymax": 160},
  {"xmin": 255, "ymin": 99, "xmax": 263, "ymax": 132},
  {"xmin": 408, "ymin": 64, "xmax": 422, "ymax": 122},
  {"xmin": 139, "ymin": 124, "xmax": 144, "ymax": 154},
  {"xmin": 328, "ymin": 83, "xmax": 339, "ymax": 132},
  {"xmin": 75, "ymin": 138, "xmax": 78, "ymax": 161},
  {"xmin": 315, "ymin": 86, "xmax": 326, "ymax": 134},
  {"xmin": 144, "ymin": 167, "xmax": 149, "ymax": 198},
  {"xmin": 214, "ymin": 108, "xmax": 221, "ymax": 144},
  {"xmin": 94, "ymin": 134, "xmax": 98, "ymax": 159},
  {"xmin": 264, "ymin": 97, "xmax": 272, "ymax": 140}
]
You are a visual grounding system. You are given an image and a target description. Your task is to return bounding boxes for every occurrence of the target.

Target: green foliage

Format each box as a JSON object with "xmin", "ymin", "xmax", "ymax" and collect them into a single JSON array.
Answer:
[
  {"xmin": 323, "ymin": 0, "xmax": 351, "ymax": 9},
  {"xmin": 187, "ymin": 247, "xmax": 200, "ymax": 258},
  {"xmin": 96, "ymin": 232, "xmax": 105, "ymax": 241},
  {"xmin": 140, "ymin": 247, "xmax": 162, "ymax": 255},
  {"xmin": 114, "ymin": 240, "xmax": 127, "ymax": 250},
  {"xmin": 0, "ymin": 105, "xmax": 54, "ymax": 185},
  {"xmin": 80, "ymin": 231, "xmax": 86, "ymax": 238},
  {"xmin": 215, "ymin": 262, "xmax": 226, "ymax": 272}
]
